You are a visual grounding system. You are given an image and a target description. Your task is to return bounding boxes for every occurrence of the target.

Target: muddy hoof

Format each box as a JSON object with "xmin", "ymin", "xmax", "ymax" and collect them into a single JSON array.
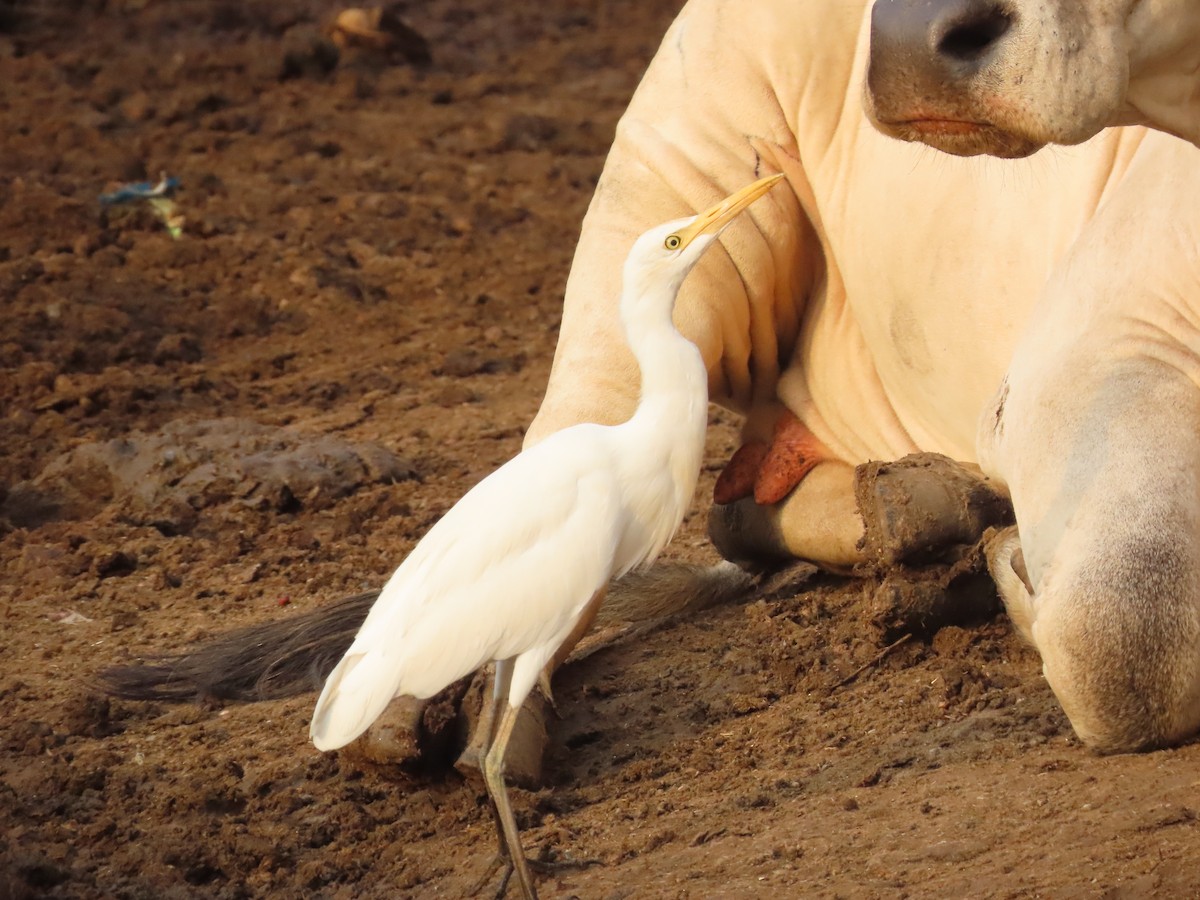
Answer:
[
  {"xmin": 855, "ymin": 453, "xmax": 1013, "ymax": 570},
  {"xmin": 454, "ymin": 670, "xmax": 548, "ymax": 790},
  {"xmin": 708, "ymin": 496, "xmax": 793, "ymax": 570},
  {"xmin": 340, "ymin": 676, "xmax": 470, "ymax": 773},
  {"xmin": 333, "ymin": 668, "xmax": 549, "ymax": 787},
  {"xmin": 345, "ymin": 695, "xmax": 425, "ymax": 766}
]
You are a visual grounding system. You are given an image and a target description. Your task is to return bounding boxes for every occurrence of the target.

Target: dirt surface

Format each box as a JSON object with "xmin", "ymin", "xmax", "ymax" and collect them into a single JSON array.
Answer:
[{"xmin": 3, "ymin": 1, "xmax": 1200, "ymax": 898}]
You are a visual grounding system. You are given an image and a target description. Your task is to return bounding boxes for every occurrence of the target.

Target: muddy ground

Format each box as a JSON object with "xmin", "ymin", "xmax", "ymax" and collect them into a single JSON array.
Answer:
[{"xmin": 2, "ymin": 1, "xmax": 1199, "ymax": 898}]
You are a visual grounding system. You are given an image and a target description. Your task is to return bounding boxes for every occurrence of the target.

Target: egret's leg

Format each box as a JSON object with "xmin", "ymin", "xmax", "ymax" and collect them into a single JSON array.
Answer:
[
  {"xmin": 484, "ymin": 658, "xmax": 516, "ymax": 863},
  {"xmin": 457, "ymin": 659, "xmax": 548, "ymax": 788},
  {"xmin": 483, "ymin": 699, "xmax": 539, "ymax": 898},
  {"xmin": 477, "ymin": 660, "xmax": 510, "ymax": 760},
  {"xmin": 468, "ymin": 659, "xmax": 536, "ymax": 898}
]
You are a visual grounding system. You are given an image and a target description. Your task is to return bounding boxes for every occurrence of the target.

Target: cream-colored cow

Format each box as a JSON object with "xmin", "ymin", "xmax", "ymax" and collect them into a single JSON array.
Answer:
[
  {"xmin": 110, "ymin": 0, "xmax": 1200, "ymax": 759},
  {"xmin": 528, "ymin": 0, "xmax": 1200, "ymax": 752}
]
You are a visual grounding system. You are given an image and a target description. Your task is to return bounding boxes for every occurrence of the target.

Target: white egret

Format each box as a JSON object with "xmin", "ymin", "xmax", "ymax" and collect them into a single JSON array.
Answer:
[{"xmin": 309, "ymin": 172, "xmax": 785, "ymax": 898}]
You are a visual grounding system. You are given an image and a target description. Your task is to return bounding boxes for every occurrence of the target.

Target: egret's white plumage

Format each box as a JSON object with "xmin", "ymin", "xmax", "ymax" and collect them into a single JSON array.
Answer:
[{"xmin": 309, "ymin": 172, "xmax": 784, "ymax": 899}]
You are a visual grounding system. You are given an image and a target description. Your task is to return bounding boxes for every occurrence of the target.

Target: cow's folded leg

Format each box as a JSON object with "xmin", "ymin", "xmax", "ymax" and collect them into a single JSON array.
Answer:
[
  {"xmin": 343, "ymin": 666, "xmax": 553, "ymax": 789},
  {"xmin": 710, "ymin": 460, "xmax": 865, "ymax": 571},
  {"xmin": 342, "ymin": 695, "xmax": 428, "ymax": 767},
  {"xmin": 340, "ymin": 673, "xmax": 477, "ymax": 772}
]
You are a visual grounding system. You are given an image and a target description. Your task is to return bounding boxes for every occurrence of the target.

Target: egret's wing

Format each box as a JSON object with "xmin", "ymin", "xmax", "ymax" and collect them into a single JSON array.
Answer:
[{"xmin": 310, "ymin": 430, "xmax": 623, "ymax": 749}]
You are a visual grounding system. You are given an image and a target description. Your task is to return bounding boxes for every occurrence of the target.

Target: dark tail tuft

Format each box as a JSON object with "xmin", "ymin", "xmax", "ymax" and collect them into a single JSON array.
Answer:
[
  {"xmin": 100, "ymin": 563, "xmax": 761, "ymax": 704},
  {"xmin": 99, "ymin": 590, "xmax": 379, "ymax": 702}
]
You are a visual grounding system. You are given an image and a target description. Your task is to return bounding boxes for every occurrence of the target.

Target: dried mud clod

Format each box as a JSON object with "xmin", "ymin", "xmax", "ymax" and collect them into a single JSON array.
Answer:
[
  {"xmin": 864, "ymin": 541, "xmax": 1002, "ymax": 644},
  {"xmin": 1, "ymin": 418, "xmax": 419, "ymax": 533}
]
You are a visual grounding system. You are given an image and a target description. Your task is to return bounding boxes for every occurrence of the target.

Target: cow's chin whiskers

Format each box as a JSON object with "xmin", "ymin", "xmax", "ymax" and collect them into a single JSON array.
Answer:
[{"xmin": 881, "ymin": 120, "xmax": 1045, "ymax": 159}]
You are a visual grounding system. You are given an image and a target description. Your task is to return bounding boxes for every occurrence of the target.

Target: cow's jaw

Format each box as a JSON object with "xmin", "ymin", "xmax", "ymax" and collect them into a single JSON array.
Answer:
[{"xmin": 1118, "ymin": 1, "xmax": 1200, "ymax": 147}]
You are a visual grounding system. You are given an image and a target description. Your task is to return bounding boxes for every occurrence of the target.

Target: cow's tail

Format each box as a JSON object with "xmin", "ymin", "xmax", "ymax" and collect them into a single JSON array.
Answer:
[
  {"xmin": 99, "ymin": 562, "xmax": 756, "ymax": 703},
  {"xmin": 99, "ymin": 591, "xmax": 379, "ymax": 702}
]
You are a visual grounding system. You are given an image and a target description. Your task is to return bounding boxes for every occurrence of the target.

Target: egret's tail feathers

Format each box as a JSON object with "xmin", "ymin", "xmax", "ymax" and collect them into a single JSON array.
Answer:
[
  {"xmin": 310, "ymin": 651, "xmax": 401, "ymax": 750},
  {"xmin": 98, "ymin": 590, "xmax": 379, "ymax": 702}
]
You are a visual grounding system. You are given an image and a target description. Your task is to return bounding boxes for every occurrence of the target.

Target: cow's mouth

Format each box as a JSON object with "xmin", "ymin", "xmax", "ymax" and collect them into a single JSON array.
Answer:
[
  {"xmin": 899, "ymin": 117, "xmax": 989, "ymax": 136},
  {"xmin": 876, "ymin": 117, "xmax": 1044, "ymax": 159}
]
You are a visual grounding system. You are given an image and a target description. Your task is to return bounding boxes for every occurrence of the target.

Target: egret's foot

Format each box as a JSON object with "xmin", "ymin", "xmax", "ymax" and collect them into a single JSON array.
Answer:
[
  {"xmin": 469, "ymin": 849, "xmax": 601, "ymax": 899},
  {"xmin": 467, "ymin": 852, "xmax": 509, "ymax": 899}
]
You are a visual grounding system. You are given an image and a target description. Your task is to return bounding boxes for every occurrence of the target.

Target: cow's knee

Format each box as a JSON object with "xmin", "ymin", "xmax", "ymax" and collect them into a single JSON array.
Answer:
[{"xmin": 1024, "ymin": 537, "xmax": 1200, "ymax": 753}]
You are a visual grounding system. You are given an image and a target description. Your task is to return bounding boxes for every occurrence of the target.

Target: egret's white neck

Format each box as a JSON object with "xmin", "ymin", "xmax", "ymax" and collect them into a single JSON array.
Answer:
[
  {"xmin": 620, "ymin": 266, "xmax": 705, "ymax": 408},
  {"xmin": 618, "ymin": 268, "xmax": 709, "ymax": 501}
]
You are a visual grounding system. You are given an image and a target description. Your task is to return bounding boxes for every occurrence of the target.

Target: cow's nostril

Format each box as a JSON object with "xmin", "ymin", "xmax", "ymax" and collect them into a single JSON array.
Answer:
[{"xmin": 937, "ymin": 7, "xmax": 1013, "ymax": 62}]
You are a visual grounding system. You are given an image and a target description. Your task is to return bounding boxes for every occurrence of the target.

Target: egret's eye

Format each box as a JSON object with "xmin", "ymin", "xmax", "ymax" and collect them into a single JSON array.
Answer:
[{"xmin": 664, "ymin": 234, "xmax": 682, "ymax": 251}]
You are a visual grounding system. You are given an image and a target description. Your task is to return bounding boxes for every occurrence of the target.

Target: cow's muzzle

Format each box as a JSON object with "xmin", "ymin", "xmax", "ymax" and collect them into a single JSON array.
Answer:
[{"xmin": 865, "ymin": 0, "xmax": 1040, "ymax": 158}]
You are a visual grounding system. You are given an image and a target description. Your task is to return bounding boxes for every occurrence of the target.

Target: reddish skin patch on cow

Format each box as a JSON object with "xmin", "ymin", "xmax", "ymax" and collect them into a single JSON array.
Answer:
[
  {"xmin": 713, "ymin": 411, "xmax": 826, "ymax": 505},
  {"xmin": 754, "ymin": 411, "xmax": 826, "ymax": 503},
  {"xmin": 713, "ymin": 440, "xmax": 769, "ymax": 504}
]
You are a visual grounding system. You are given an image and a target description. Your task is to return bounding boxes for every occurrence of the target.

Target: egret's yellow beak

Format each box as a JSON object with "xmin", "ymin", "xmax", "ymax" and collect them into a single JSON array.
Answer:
[{"xmin": 674, "ymin": 172, "xmax": 786, "ymax": 250}]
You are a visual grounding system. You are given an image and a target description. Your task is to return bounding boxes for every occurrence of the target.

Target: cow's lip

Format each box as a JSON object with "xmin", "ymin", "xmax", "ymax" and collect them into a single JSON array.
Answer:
[
  {"xmin": 891, "ymin": 117, "xmax": 992, "ymax": 135},
  {"xmin": 874, "ymin": 116, "xmax": 1043, "ymax": 159}
]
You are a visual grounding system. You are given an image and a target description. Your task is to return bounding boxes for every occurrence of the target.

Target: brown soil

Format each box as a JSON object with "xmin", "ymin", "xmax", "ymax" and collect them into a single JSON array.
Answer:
[{"xmin": 2, "ymin": 1, "xmax": 1199, "ymax": 898}]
